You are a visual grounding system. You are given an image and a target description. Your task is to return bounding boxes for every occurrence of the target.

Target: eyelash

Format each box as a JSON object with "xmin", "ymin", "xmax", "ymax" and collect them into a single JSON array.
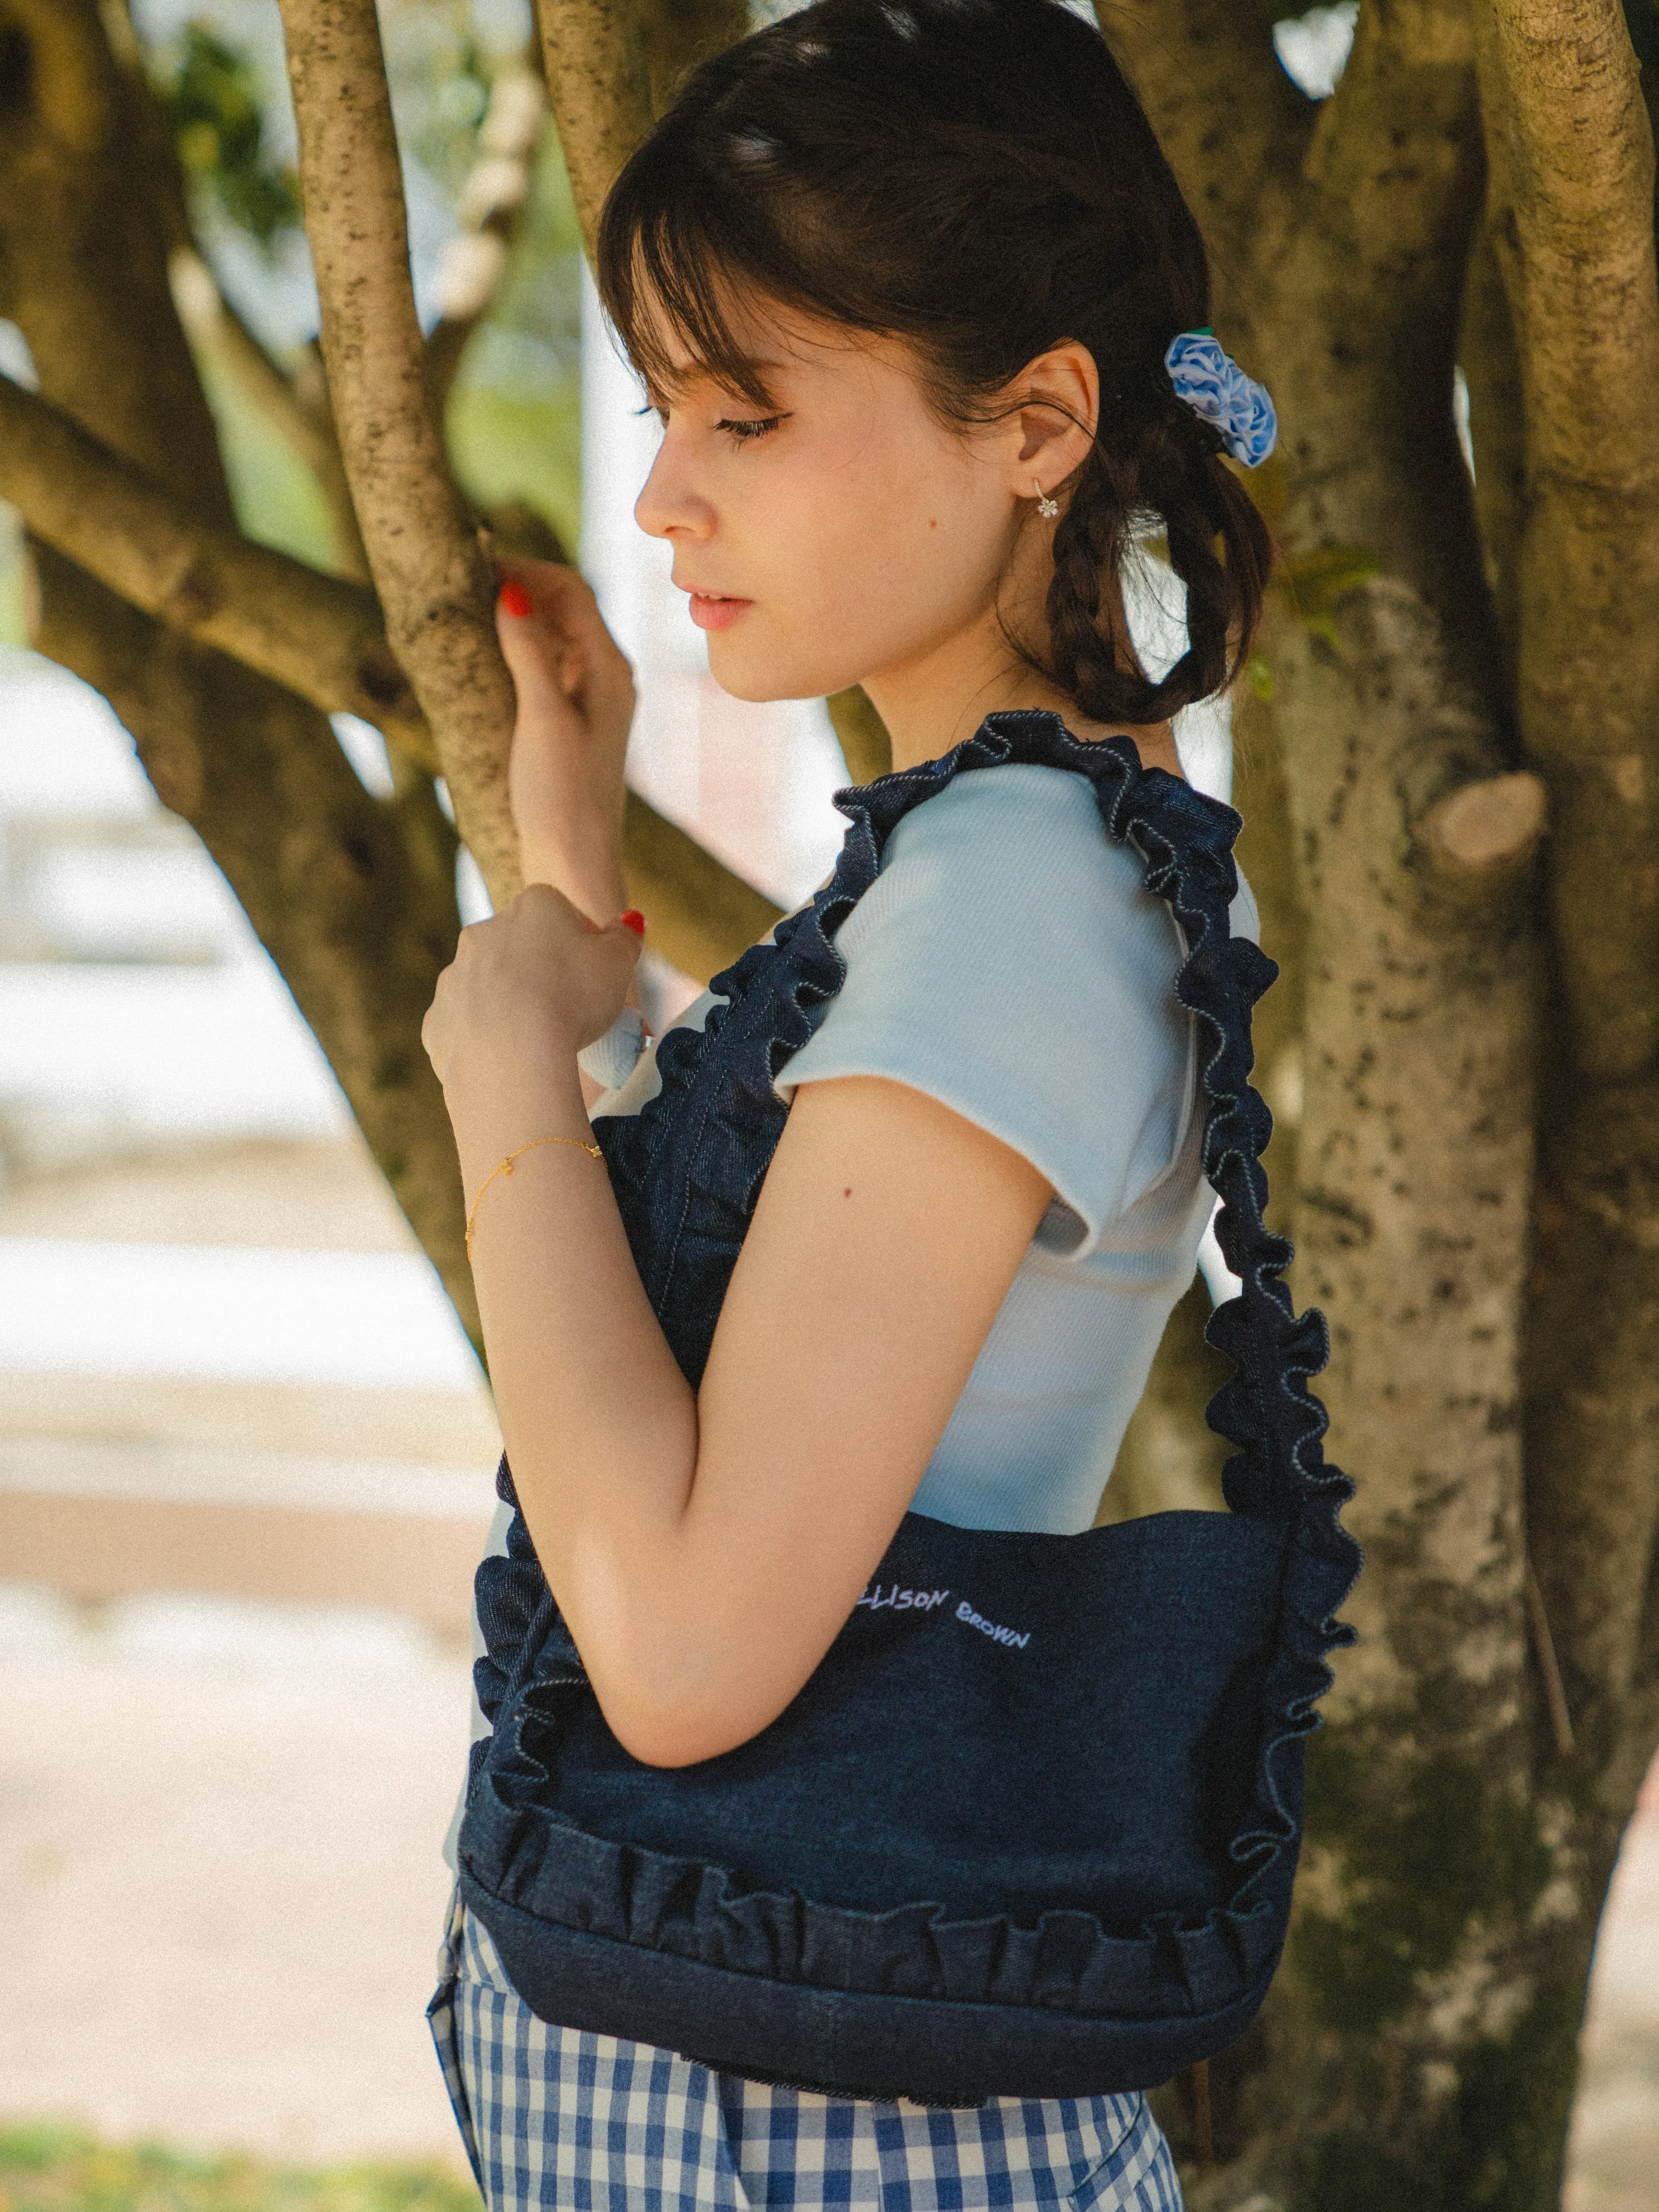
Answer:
[{"xmin": 633, "ymin": 403, "xmax": 788, "ymax": 443}]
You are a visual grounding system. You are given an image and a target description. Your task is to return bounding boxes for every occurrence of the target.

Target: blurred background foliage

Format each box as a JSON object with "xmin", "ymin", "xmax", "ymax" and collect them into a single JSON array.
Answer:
[
  {"xmin": 157, "ymin": 21, "xmax": 303, "ymax": 248},
  {"xmin": 0, "ymin": 2124, "xmax": 478, "ymax": 2212}
]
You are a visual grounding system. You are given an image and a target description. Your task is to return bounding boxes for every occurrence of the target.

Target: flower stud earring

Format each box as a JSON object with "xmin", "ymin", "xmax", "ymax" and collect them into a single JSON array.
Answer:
[{"xmin": 1034, "ymin": 479, "xmax": 1059, "ymax": 519}]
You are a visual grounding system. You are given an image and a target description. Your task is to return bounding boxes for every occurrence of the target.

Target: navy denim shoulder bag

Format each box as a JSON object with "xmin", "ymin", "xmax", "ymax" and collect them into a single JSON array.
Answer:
[{"xmin": 457, "ymin": 708, "xmax": 1361, "ymax": 2105}]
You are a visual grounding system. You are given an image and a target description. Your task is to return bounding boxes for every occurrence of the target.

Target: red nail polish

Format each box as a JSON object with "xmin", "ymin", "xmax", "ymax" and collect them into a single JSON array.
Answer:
[
  {"xmin": 620, "ymin": 909, "xmax": 646, "ymax": 937},
  {"xmin": 498, "ymin": 580, "xmax": 533, "ymax": 620}
]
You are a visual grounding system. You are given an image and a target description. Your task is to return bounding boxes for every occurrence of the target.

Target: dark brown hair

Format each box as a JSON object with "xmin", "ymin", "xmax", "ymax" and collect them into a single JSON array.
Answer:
[{"xmin": 597, "ymin": 0, "xmax": 1272, "ymax": 723}]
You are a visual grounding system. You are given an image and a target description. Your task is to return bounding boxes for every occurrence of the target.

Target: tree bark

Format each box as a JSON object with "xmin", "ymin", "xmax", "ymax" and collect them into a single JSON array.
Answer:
[
  {"xmin": 1106, "ymin": 6, "xmax": 1623, "ymax": 2202},
  {"xmin": 1477, "ymin": 0, "xmax": 1659, "ymax": 1076},
  {"xmin": 1458, "ymin": 212, "xmax": 1527, "ymax": 684},
  {"xmin": 634, "ymin": 0, "xmax": 748, "ymax": 117},
  {"xmin": 1095, "ymin": 0, "xmax": 1314, "ymax": 337},
  {"xmin": 532, "ymin": 0, "xmax": 653, "ymax": 258},
  {"xmin": 1475, "ymin": 0, "xmax": 1659, "ymax": 1946},
  {"xmin": 278, "ymin": 0, "xmax": 523, "ymax": 908}
]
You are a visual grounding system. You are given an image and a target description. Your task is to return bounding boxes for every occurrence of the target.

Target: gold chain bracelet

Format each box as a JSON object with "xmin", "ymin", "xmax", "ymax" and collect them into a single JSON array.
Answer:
[{"xmin": 465, "ymin": 1135, "xmax": 603, "ymax": 1263}]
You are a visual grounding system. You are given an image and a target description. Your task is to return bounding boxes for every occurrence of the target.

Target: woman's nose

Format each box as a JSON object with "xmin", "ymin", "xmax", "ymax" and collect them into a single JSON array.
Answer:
[{"xmin": 635, "ymin": 438, "xmax": 714, "ymax": 544}]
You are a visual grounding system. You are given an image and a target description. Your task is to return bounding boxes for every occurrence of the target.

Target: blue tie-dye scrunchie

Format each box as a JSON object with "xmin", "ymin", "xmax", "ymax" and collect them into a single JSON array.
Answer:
[{"xmin": 1163, "ymin": 329, "xmax": 1277, "ymax": 467}]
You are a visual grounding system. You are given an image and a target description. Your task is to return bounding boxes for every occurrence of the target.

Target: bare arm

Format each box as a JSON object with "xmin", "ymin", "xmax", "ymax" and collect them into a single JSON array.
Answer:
[
  {"xmin": 432, "ymin": 572, "xmax": 1054, "ymax": 1763},
  {"xmin": 424, "ymin": 888, "xmax": 1052, "ymax": 1768}
]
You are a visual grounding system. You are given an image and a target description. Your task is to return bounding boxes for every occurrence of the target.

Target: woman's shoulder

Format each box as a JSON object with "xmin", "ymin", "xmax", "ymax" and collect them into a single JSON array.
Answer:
[
  {"xmin": 862, "ymin": 755, "xmax": 1139, "ymax": 905},
  {"xmin": 777, "ymin": 756, "xmax": 1219, "ymax": 1238},
  {"xmin": 838, "ymin": 757, "xmax": 1224, "ymax": 981},
  {"xmin": 864, "ymin": 754, "xmax": 1257, "ymax": 946},
  {"xmin": 879, "ymin": 755, "xmax": 1126, "ymax": 874}
]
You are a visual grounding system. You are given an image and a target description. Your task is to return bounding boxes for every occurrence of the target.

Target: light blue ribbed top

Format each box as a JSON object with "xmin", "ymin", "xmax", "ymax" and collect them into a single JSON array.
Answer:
[{"xmin": 773, "ymin": 761, "xmax": 1255, "ymax": 1533}]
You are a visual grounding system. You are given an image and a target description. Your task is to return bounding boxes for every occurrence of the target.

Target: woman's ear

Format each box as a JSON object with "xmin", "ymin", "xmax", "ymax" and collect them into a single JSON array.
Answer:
[{"xmin": 1007, "ymin": 339, "xmax": 1098, "ymax": 491}]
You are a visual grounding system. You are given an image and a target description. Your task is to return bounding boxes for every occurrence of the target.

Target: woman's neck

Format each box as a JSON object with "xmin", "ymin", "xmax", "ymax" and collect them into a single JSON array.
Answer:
[
  {"xmin": 864, "ymin": 654, "xmax": 1183, "ymax": 784},
  {"xmin": 860, "ymin": 582, "xmax": 1184, "ymax": 783}
]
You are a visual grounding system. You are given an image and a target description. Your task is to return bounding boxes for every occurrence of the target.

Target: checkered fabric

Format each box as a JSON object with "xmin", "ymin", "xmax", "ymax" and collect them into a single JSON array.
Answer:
[{"xmin": 429, "ymin": 1892, "xmax": 1185, "ymax": 2211}]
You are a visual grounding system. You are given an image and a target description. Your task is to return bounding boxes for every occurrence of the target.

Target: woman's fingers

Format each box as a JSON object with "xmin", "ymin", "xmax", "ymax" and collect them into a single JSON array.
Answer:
[
  {"xmin": 496, "ymin": 575, "xmax": 581, "ymax": 705},
  {"xmin": 425, "ymin": 885, "xmax": 643, "ymax": 1064},
  {"xmin": 494, "ymin": 556, "xmax": 633, "ymax": 713}
]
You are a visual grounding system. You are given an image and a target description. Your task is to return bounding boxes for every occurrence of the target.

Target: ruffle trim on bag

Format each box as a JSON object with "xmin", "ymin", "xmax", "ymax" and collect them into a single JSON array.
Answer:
[
  {"xmin": 469, "ymin": 1725, "xmax": 1291, "ymax": 2021},
  {"xmin": 463, "ymin": 710, "xmax": 1360, "ymax": 2037}
]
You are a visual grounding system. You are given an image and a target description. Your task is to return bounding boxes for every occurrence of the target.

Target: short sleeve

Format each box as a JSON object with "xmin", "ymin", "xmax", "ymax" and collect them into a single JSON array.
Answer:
[{"xmin": 774, "ymin": 763, "xmax": 1229, "ymax": 1256}]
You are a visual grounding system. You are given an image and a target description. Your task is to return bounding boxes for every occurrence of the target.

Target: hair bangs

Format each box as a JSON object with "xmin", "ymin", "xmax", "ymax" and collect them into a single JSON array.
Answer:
[{"xmin": 601, "ymin": 161, "xmax": 794, "ymax": 411}]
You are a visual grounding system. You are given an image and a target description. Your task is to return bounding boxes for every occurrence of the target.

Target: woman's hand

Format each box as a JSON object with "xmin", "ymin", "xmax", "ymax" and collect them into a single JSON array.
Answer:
[
  {"xmin": 495, "ymin": 557, "xmax": 636, "ymax": 921},
  {"xmin": 422, "ymin": 884, "xmax": 642, "ymax": 1116}
]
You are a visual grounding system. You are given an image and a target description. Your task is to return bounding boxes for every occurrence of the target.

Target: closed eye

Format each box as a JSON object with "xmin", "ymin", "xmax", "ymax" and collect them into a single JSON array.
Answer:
[{"xmin": 716, "ymin": 414, "xmax": 787, "ymax": 443}]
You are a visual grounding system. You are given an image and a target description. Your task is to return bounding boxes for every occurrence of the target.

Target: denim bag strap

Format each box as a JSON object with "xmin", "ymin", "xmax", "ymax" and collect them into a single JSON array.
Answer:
[{"xmin": 458, "ymin": 709, "xmax": 1361, "ymax": 2104}]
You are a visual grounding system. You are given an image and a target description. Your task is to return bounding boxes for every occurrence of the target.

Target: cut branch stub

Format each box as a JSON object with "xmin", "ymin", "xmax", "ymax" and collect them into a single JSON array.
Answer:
[
  {"xmin": 278, "ymin": 0, "xmax": 522, "ymax": 908},
  {"xmin": 1418, "ymin": 768, "xmax": 1548, "ymax": 889},
  {"xmin": 534, "ymin": 0, "xmax": 653, "ymax": 262}
]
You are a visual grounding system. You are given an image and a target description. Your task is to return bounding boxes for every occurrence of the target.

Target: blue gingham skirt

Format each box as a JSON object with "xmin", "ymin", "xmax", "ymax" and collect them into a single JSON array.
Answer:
[{"xmin": 429, "ymin": 1890, "xmax": 1183, "ymax": 2210}]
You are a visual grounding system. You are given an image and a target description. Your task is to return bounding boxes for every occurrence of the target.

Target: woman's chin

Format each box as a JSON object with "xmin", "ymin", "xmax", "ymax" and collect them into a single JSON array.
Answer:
[{"xmin": 704, "ymin": 642, "xmax": 844, "ymax": 706}]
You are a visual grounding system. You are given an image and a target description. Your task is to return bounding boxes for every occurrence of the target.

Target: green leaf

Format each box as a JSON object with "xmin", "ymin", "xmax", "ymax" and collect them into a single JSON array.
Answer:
[{"xmin": 159, "ymin": 24, "xmax": 301, "ymax": 252}]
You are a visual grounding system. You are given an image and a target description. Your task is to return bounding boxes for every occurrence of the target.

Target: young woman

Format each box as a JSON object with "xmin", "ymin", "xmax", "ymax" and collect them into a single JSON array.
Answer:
[{"xmin": 421, "ymin": 0, "xmax": 1281, "ymax": 2203}]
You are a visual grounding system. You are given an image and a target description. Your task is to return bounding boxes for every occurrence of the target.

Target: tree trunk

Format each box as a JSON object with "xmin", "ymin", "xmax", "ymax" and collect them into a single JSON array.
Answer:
[{"xmin": 1101, "ymin": 3, "xmax": 1658, "ymax": 2201}]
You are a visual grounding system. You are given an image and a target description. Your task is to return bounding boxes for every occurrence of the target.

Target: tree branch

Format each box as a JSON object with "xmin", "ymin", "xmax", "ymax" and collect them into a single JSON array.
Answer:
[
  {"xmin": 825, "ymin": 687, "xmax": 892, "ymax": 784},
  {"xmin": 425, "ymin": 61, "xmax": 547, "ymax": 413},
  {"xmin": 1524, "ymin": 1071, "xmax": 1659, "ymax": 1776},
  {"xmin": 0, "ymin": 369, "xmax": 433, "ymax": 763},
  {"xmin": 169, "ymin": 249, "xmax": 372, "ymax": 582},
  {"xmin": 278, "ymin": 0, "xmax": 522, "ymax": 907},
  {"xmin": 30, "ymin": 542, "xmax": 481, "ymax": 1344},
  {"xmin": 0, "ymin": 0, "xmax": 234, "ymax": 521},
  {"xmin": 622, "ymin": 791, "xmax": 780, "ymax": 980},
  {"xmin": 93, "ymin": 0, "xmax": 374, "ymax": 583},
  {"xmin": 533, "ymin": 0, "xmax": 652, "ymax": 262},
  {"xmin": 633, "ymin": 0, "xmax": 746, "ymax": 118},
  {"xmin": 1256, "ymin": 0, "xmax": 1501, "ymax": 697},
  {"xmin": 1473, "ymin": 2, "xmax": 1659, "ymax": 1769}
]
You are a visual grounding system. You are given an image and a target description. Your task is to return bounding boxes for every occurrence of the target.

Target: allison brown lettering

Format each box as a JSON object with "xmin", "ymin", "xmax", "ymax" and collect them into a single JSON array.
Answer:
[
  {"xmin": 955, "ymin": 1600, "xmax": 1032, "ymax": 1650},
  {"xmin": 856, "ymin": 1584, "xmax": 950, "ymax": 1613}
]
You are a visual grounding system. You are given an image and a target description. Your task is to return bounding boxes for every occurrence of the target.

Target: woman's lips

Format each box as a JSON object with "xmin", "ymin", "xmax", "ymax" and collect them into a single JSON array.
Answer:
[{"xmin": 687, "ymin": 592, "xmax": 753, "ymax": 632}]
